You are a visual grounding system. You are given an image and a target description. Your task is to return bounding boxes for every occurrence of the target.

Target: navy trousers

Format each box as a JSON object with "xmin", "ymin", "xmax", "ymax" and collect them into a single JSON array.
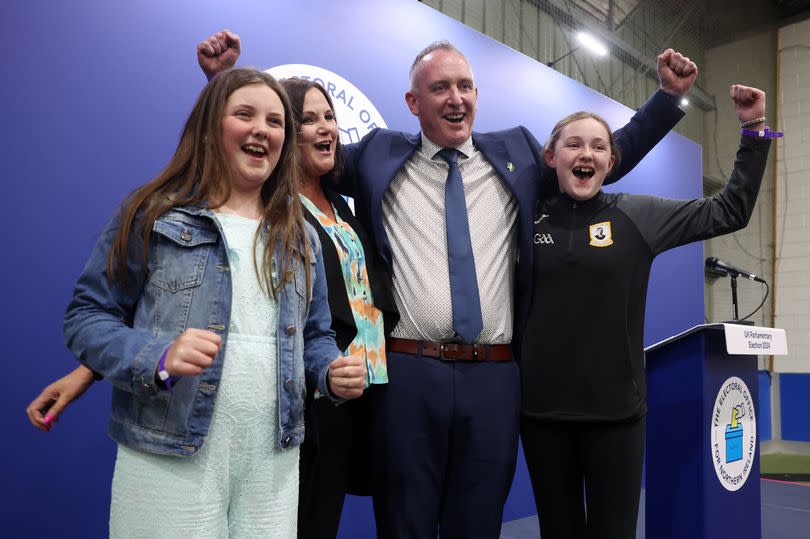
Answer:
[{"xmin": 367, "ymin": 351, "xmax": 521, "ymax": 538}]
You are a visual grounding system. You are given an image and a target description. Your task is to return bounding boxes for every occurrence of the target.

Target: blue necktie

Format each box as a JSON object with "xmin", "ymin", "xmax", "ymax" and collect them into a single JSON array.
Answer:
[{"xmin": 438, "ymin": 148, "xmax": 483, "ymax": 343}]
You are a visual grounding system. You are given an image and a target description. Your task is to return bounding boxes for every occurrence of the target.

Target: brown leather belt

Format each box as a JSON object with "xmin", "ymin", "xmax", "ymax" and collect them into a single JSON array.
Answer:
[{"xmin": 386, "ymin": 338, "xmax": 512, "ymax": 361}]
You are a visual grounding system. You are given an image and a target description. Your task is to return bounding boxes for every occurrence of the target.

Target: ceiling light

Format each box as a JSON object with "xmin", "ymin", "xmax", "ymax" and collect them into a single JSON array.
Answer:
[{"xmin": 576, "ymin": 32, "xmax": 608, "ymax": 57}]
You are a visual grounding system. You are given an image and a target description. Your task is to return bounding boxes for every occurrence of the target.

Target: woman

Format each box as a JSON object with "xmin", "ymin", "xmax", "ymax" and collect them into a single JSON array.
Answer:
[
  {"xmin": 520, "ymin": 84, "xmax": 771, "ymax": 539},
  {"xmin": 57, "ymin": 67, "xmax": 365, "ymax": 537},
  {"xmin": 283, "ymin": 76, "xmax": 397, "ymax": 538}
]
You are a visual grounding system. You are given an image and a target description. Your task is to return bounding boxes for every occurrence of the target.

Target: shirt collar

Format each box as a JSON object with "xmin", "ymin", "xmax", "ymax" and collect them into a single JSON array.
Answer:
[{"xmin": 420, "ymin": 133, "xmax": 474, "ymax": 161}]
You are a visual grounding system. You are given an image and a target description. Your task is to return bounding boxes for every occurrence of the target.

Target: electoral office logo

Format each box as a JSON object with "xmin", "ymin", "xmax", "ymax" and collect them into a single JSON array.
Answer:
[
  {"xmin": 710, "ymin": 376, "xmax": 757, "ymax": 492},
  {"xmin": 267, "ymin": 64, "xmax": 388, "ymax": 144}
]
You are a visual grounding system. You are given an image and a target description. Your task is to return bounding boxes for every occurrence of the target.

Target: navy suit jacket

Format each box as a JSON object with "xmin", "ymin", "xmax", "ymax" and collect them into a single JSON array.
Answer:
[{"xmin": 335, "ymin": 89, "xmax": 684, "ymax": 356}]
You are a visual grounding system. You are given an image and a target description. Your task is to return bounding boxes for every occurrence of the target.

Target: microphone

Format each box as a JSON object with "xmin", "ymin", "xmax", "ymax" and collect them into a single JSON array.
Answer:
[{"xmin": 705, "ymin": 257, "xmax": 766, "ymax": 283}]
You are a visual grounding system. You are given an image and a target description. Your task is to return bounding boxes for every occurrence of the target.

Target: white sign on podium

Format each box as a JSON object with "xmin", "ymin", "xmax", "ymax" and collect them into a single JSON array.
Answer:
[{"xmin": 722, "ymin": 324, "xmax": 788, "ymax": 355}]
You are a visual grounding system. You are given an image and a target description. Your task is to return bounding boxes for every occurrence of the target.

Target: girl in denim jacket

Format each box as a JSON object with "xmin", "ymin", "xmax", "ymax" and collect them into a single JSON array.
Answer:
[{"xmin": 60, "ymin": 68, "xmax": 366, "ymax": 537}]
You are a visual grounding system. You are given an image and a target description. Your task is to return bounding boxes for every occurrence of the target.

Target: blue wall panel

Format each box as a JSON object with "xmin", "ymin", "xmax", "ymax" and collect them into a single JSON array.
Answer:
[
  {"xmin": 780, "ymin": 373, "xmax": 810, "ymax": 442},
  {"xmin": 2, "ymin": 0, "xmax": 703, "ymax": 535},
  {"xmin": 759, "ymin": 371, "xmax": 773, "ymax": 442}
]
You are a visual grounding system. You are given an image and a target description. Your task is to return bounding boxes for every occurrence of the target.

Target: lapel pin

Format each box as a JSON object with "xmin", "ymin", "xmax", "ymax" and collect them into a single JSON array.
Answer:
[{"xmin": 506, "ymin": 161, "xmax": 515, "ymax": 172}]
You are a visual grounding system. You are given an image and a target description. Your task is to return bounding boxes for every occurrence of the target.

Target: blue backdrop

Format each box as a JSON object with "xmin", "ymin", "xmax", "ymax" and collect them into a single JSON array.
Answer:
[{"xmin": 2, "ymin": 0, "xmax": 702, "ymax": 536}]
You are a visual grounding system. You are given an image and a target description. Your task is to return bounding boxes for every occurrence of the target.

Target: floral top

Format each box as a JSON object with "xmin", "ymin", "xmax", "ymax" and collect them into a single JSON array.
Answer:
[{"xmin": 300, "ymin": 195, "xmax": 387, "ymax": 386}]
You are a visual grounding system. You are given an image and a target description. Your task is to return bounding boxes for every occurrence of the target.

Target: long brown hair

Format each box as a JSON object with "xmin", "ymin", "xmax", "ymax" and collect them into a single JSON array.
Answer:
[{"xmin": 108, "ymin": 67, "xmax": 310, "ymax": 297}]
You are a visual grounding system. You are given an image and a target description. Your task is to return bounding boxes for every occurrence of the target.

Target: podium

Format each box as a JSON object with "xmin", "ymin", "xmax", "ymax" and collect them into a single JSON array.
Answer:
[{"xmin": 644, "ymin": 323, "xmax": 787, "ymax": 539}]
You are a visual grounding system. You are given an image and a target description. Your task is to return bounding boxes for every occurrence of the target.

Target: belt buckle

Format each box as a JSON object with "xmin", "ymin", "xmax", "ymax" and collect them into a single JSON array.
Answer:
[{"xmin": 439, "ymin": 342, "xmax": 478, "ymax": 361}]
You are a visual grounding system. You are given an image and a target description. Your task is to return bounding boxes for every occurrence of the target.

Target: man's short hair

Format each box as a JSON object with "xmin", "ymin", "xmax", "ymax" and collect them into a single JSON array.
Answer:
[{"xmin": 408, "ymin": 41, "xmax": 467, "ymax": 90}]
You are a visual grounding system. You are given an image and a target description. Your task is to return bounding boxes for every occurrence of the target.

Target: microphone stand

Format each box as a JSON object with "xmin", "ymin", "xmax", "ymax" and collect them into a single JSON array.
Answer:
[
  {"xmin": 730, "ymin": 274, "xmax": 740, "ymax": 320},
  {"xmin": 723, "ymin": 273, "xmax": 754, "ymax": 325}
]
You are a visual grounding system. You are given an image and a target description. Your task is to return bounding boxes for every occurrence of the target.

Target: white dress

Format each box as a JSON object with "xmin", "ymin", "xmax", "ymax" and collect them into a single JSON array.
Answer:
[{"xmin": 109, "ymin": 213, "xmax": 299, "ymax": 538}]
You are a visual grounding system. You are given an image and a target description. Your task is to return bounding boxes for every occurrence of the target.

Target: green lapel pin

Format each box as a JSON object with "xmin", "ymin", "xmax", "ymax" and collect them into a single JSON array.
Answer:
[{"xmin": 506, "ymin": 161, "xmax": 515, "ymax": 172}]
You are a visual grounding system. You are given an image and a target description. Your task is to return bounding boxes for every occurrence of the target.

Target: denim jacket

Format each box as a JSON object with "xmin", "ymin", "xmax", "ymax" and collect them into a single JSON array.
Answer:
[{"xmin": 63, "ymin": 205, "xmax": 341, "ymax": 456}]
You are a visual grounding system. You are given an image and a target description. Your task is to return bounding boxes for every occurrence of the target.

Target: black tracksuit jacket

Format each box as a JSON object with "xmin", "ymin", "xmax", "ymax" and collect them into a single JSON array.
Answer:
[{"xmin": 521, "ymin": 136, "xmax": 771, "ymax": 422}]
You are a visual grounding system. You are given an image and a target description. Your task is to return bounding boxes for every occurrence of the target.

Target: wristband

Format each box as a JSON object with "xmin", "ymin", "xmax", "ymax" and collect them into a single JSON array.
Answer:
[
  {"xmin": 741, "ymin": 127, "xmax": 783, "ymax": 139},
  {"xmin": 740, "ymin": 116, "xmax": 766, "ymax": 128},
  {"xmin": 157, "ymin": 345, "xmax": 176, "ymax": 391}
]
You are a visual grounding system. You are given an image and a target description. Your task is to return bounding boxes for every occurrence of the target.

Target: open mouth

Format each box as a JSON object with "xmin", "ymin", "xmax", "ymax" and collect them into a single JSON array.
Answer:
[
  {"xmin": 443, "ymin": 113, "xmax": 465, "ymax": 124},
  {"xmin": 314, "ymin": 141, "xmax": 332, "ymax": 153},
  {"xmin": 242, "ymin": 144, "xmax": 267, "ymax": 158},
  {"xmin": 572, "ymin": 166, "xmax": 594, "ymax": 180}
]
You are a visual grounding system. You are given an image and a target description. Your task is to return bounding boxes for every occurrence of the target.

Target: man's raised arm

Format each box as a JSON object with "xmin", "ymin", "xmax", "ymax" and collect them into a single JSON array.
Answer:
[
  {"xmin": 197, "ymin": 29, "xmax": 241, "ymax": 80},
  {"xmin": 605, "ymin": 48, "xmax": 699, "ymax": 183}
]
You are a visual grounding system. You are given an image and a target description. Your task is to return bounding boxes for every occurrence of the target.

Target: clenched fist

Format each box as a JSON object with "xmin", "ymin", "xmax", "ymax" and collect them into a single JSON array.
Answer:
[
  {"xmin": 163, "ymin": 328, "xmax": 222, "ymax": 377},
  {"xmin": 657, "ymin": 48, "xmax": 698, "ymax": 97},
  {"xmin": 197, "ymin": 29, "xmax": 241, "ymax": 81},
  {"xmin": 730, "ymin": 84, "xmax": 766, "ymax": 128},
  {"xmin": 327, "ymin": 354, "xmax": 367, "ymax": 399}
]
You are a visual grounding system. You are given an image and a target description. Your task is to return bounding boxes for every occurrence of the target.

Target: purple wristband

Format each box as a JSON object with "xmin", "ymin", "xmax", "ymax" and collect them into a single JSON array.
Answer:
[
  {"xmin": 157, "ymin": 345, "xmax": 176, "ymax": 391},
  {"xmin": 742, "ymin": 127, "xmax": 783, "ymax": 139}
]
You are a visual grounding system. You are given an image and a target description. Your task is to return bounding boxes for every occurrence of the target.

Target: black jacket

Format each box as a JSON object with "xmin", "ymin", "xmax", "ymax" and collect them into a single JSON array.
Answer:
[
  {"xmin": 300, "ymin": 188, "xmax": 398, "ymax": 497},
  {"xmin": 521, "ymin": 136, "xmax": 771, "ymax": 422}
]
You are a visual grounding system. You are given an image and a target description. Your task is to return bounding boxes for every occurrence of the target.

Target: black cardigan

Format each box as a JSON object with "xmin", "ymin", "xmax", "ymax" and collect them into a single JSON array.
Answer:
[{"xmin": 302, "ymin": 188, "xmax": 398, "ymax": 352}]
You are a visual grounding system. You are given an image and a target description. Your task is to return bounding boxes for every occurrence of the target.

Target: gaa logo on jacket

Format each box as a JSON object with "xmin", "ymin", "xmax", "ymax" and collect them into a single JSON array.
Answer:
[
  {"xmin": 534, "ymin": 233, "xmax": 554, "ymax": 245},
  {"xmin": 267, "ymin": 64, "xmax": 388, "ymax": 143}
]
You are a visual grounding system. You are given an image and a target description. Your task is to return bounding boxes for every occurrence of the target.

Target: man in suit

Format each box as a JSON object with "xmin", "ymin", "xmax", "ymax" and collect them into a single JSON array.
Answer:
[{"xmin": 198, "ymin": 32, "xmax": 697, "ymax": 538}]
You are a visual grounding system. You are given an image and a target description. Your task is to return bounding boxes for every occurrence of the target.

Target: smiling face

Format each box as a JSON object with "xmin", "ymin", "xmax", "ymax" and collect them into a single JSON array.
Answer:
[
  {"xmin": 545, "ymin": 117, "xmax": 616, "ymax": 202},
  {"xmin": 220, "ymin": 83, "xmax": 286, "ymax": 193},
  {"xmin": 405, "ymin": 48, "xmax": 477, "ymax": 148},
  {"xmin": 298, "ymin": 87, "xmax": 339, "ymax": 180}
]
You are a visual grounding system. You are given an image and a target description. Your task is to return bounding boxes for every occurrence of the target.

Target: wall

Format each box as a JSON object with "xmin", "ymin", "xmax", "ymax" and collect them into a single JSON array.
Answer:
[
  {"xmin": 702, "ymin": 18, "xmax": 810, "ymax": 443},
  {"xmin": 773, "ymin": 17, "xmax": 810, "ymax": 442},
  {"xmin": 703, "ymin": 31, "xmax": 777, "ymax": 331},
  {"xmin": 774, "ymin": 18, "xmax": 810, "ymax": 374}
]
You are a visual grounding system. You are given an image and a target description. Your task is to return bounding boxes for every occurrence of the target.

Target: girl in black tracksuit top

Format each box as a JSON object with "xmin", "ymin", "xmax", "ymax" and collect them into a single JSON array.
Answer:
[{"xmin": 520, "ymin": 85, "xmax": 771, "ymax": 539}]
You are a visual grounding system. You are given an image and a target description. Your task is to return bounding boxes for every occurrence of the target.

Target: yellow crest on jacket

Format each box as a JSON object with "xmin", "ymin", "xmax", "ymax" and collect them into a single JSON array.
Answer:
[{"xmin": 589, "ymin": 221, "xmax": 613, "ymax": 247}]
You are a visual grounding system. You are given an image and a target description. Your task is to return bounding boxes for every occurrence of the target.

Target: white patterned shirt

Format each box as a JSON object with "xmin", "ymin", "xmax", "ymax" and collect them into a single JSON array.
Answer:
[{"xmin": 382, "ymin": 134, "xmax": 518, "ymax": 344}]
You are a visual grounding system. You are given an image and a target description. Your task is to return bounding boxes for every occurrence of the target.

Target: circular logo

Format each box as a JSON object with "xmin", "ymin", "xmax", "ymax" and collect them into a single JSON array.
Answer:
[
  {"xmin": 266, "ymin": 64, "xmax": 387, "ymax": 144},
  {"xmin": 710, "ymin": 376, "xmax": 757, "ymax": 491}
]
